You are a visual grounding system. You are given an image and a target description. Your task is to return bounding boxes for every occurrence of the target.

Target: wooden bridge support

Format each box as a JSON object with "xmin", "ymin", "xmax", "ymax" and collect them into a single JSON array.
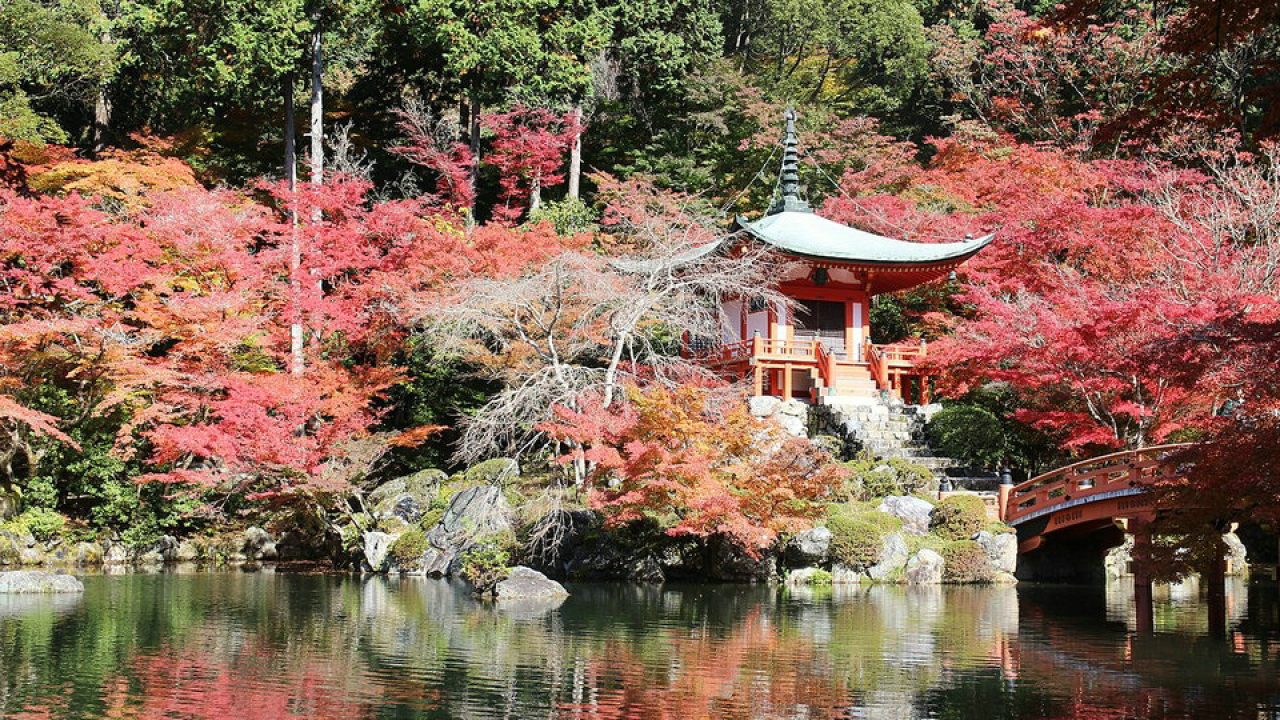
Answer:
[
  {"xmin": 1131, "ymin": 521, "xmax": 1154, "ymax": 634},
  {"xmin": 1205, "ymin": 551, "xmax": 1228, "ymax": 638}
]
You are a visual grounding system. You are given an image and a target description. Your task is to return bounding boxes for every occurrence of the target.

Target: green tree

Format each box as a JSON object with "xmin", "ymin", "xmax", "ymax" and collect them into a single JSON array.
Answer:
[
  {"xmin": 739, "ymin": 0, "xmax": 930, "ymax": 116},
  {"xmin": 406, "ymin": 0, "xmax": 611, "ymax": 182},
  {"xmin": 0, "ymin": 0, "xmax": 114, "ymax": 143}
]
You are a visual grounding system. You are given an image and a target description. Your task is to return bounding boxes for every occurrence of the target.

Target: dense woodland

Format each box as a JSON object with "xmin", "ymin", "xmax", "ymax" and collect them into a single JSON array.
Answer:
[{"xmin": 1, "ymin": 0, "xmax": 1278, "ymax": 568}]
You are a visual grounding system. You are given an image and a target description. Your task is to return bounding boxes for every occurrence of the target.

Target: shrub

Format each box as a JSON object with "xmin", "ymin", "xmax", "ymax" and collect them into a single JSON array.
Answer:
[
  {"xmin": 3, "ymin": 508, "xmax": 67, "ymax": 542},
  {"xmin": 929, "ymin": 494, "xmax": 989, "ymax": 540},
  {"xmin": 527, "ymin": 197, "xmax": 597, "ymax": 234},
  {"xmin": 842, "ymin": 456, "xmax": 934, "ymax": 501},
  {"xmin": 942, "ymin": 541, "xmax": 994, "ymax": 583},
  {"xmin": 827, "ymin": 507, "xmax": 902, "ymax": 570},
  {"xmin": 797, "ymin": 568, "xmax": 832, "ymax": 585},
  {"xmin": 460, "ymin": 544, "xmax": 511, "ymax": 596},
  {"xmin": 389, "ymin": 528, "xmax": 429, "ymax": 567},
  {"xmin": 927, "ymin": 404, "xmax": 1008, "ymax": 470}
]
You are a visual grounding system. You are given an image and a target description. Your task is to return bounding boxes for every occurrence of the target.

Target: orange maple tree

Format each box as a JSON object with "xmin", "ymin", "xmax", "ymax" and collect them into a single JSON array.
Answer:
[{"xmin": 540, "ymin": 385, "xmax": 838, "ymax": 554}]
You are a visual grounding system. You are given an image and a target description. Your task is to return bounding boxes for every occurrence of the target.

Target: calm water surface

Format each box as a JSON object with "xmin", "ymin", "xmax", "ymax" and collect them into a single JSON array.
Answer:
[{"xmin": 1, "ymin": 572, "xmax": 1279, "ymax": 719}]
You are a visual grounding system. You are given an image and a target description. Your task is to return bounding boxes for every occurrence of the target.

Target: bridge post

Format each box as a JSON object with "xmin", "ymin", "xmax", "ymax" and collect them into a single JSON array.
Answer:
[
  {"xmin": 997, "ymin": 467, "xmax": 1013, "ymax": 522},
  {"xmin": 1205, "ymin": 546, "xmax": 1228, "ymax": 638},
  {"xmin": 1131, "ymin": 520, "xmax": 1154, "ymax": 634}
]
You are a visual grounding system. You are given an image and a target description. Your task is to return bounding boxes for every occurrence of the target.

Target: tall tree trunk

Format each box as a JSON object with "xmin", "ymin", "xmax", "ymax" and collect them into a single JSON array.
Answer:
[
  {"xmin": 92, "ymin": 27, "xmax": 112, "ymax": 154},
  {"xmin": 309, "ymin": 21, "xmax": 324, "ymax": 186},
  {"xmin": 468, "ymin": 87, "xmax": 481, "ymax": 197},
  {"xmin": 285, "ymin": 72, "xmax": 304, "ymax": 376},
  {"xmin": 567, "ymin": 104, "xmax": 582, "ymax": 200},
  {"xmin": 93, "ymin": 87, "xmax": 112, "ymax": 155}
]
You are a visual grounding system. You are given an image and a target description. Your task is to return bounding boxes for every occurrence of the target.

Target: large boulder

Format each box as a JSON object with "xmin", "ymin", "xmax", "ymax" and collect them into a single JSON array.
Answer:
[
  {"xmin": 522, "ymin": 509, "xmax": 601, "ymax": 577},
  {"xmin": 564, "ymin": 541, "xmax": 665, "ymax": 583},
  {"xmin": 974, "ymin": 531, "xmax": 1018, "ymax": 575},
  {"xmin": 242, "ymin": 527, "xmax": 278, "ymax": 561},
  {"xmin": 19, "ymin": 546, "xmax": 44, "ymax": 566},
  {"xmin": 103, "ymin": 542, "xmax": 130, "ymax": 566},
  {"xmin": 362, "ymin": 531, "xmax": 399, "ymax": 572},
  {"xmin": 1225, "ymin": 531, "xmax": 1249, "ymax": 576},
  {"xmin": 877, "ymin": 496, "xmax": 935, "ymax": 536},
  {"xmin": 747, "ymin": 395, "xmax": 782, "ymax": 418},
  {"xmin": 369, "ymin": 469, "xmax": 446, "ymax": 524},
  {"xmin": 785, "ymin": 527, "xmax": 832, "ymax": 567},
  {"xmin": 1104, "ymin": 534, "xmax": 1135, "ymax": 579},
  {"xmin": 706, "ymin": 535, "xmax": 776, "ymax": 582},
  {"xmin": 494, "ymin": 566, "xmax": 569, "ymax": 599},
  {"xmin": 72, "ymin": 542, "xmax": 103, "ymax": 566},
  {"xmin": 904, "ymin": 549, "xmax": 944, "ymax": 585},
  {"xmin": 0, "ymin": 488, "xmax": 17, "ymax": 521},
  {"xmin": 747, "ymin": 396, "xmax": 807, "ymax": 437},
  {"xmin": 867, "ymin": 532, "xmax": 909, "ymax": 581},
  {"xmin": 0, "ymin": 531, "xmax": 22, "ymax": 566},
  {"xmin": 413, "ymin": 486, "xmax": 514, "ymax": 576},
  {"xmin": 0, "ymin": 570, "xmax": 83, "ymax": 593}
]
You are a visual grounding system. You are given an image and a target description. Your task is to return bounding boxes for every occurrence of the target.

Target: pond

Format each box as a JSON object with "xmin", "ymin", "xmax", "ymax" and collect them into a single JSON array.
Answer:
[{"xmin": 1, "ymin": 572, "xmax": 1278, "ymax": 719}]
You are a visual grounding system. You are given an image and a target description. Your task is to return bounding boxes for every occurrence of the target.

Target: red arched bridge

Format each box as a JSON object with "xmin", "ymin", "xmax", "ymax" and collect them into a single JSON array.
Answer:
[
  {"xmin": 995, "ymin": 442, "xmax": 1238, "ymax": 634},
  {"xmin": 998, "ymin": 444, "xmax": 1191, "ymax": 555}
]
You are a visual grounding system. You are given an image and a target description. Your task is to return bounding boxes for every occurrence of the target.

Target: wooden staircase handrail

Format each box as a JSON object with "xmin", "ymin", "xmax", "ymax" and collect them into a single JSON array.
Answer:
[{"xmin": 814, "ymin": 341, "xmax": 836, "ymax": 393}]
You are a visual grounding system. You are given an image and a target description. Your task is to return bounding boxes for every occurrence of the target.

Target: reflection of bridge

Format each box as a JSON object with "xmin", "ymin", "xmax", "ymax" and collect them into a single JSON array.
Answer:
[{"xmin": 997, "ymin": 444, "xmax": 1231, "ymax": 634}]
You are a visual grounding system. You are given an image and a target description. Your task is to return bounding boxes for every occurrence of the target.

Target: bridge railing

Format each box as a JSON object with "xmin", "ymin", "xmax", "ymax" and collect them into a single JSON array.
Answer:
[{"xmin": 1003, "ymin": 443, "xmax": 1191, "ymax": 526}]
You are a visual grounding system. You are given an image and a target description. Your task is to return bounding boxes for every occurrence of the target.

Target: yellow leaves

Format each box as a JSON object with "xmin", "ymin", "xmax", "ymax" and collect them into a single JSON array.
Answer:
[{"xmin": 28, "ymin": 145, "xmax": 197, "ymax": 212}]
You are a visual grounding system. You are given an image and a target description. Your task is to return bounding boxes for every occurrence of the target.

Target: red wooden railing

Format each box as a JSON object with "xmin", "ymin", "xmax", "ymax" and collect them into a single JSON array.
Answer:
[
  {"xmin": 714, "ymin": 337, "xmax": 822, "ymax": 364},
  {"xmin": 876, "ymin": 341, "xmax": 928, "ymax": 364},
  {"xmin": 868, "ymin": 341, "xmax": 929, "ymax": 402},
  {"xmin": 814, "ymin": 341, "xmax": 836, "ymax": 394},
  {"xmin": 1002, "ymin": 443, "xmax": 1191, "ymax": 525}
]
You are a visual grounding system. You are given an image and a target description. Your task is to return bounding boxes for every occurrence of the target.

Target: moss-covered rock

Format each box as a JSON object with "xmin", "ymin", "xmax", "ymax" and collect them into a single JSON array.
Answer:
[
  {"xmin": 369, "ymin": 468, "xmax": 446, "ymax": 523},
  {"xmin": 0, "ymin": 533, "xmax": 20, "ymax": 565},
  {"xmin": 388, "ymin": 528, "xmax": 429, "ymax": 570},
  {"xmin": 462, "ymin": 458, "xmax": 519, "ymax": 486},
  {"xmin": 930, "ymin": 495, "xmax": 988, "ymax": 541},
  {"xmin": 0, "ymin": 487, "xmax": 18, "ymax": 521},
  {"xmin": 827, "ymin": 507, "xmax": 903, "ymax": 571},
  {"xmin": 942, "ymin": 540, "xmax": 995, "ymax": 583}
]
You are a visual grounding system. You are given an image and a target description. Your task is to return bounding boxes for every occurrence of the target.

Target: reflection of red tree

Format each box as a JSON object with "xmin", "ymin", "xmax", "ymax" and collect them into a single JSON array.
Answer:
[
  {"xmin": 558, "ymin": 609, "xmax": 851, "ymax": 719},
  {"xmin": 9, "ymin": 635, "xmax": 445, "ymax": 720}
]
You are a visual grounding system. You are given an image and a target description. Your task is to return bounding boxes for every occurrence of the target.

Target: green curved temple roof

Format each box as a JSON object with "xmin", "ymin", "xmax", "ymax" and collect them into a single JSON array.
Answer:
[{"xmin": 739, "ymin": 211, "xmax": 993, "ymax": 265}]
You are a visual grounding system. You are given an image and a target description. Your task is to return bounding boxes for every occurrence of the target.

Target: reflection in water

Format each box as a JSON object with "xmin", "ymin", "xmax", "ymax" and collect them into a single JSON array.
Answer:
[{"xmin": 1, "ymin": 573, "xmax": 1278, "ymax": 719}]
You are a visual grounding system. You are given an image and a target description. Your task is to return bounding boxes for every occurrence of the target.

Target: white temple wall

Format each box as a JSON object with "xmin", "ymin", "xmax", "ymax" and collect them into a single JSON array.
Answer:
[
  {"xmin": 745, "ymin": 307, "xmax": 769, "ymax": 339},
  {"xmin": 720, "ymin": 300, "xmax": 743, "ymax": 344}
]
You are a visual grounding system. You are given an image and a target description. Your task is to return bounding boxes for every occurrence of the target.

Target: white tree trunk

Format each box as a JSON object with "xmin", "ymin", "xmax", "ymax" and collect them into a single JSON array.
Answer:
[
  {"xmin": 567, "ymin": 105, "xmax": 582, "ymax": 199},
  {"xmin": 309, "ymin": 23, "xmax": 324, "ymax": 186},
  {"xmin": 285, "ymin": 72, "xmax": 304, "ymax": 376},
  {"xmin": 92, "ymin": 27, "xmax": 113, "ymax": 154}
]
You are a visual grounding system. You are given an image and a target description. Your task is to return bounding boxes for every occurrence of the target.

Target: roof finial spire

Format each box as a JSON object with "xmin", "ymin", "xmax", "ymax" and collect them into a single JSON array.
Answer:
[{"xmin": 769, "ymin": 106, "xmax": 811, "ymax": 215}]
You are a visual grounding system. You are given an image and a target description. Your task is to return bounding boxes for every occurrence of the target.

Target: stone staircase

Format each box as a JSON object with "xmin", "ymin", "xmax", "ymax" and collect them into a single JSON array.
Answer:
[{"xmin": 810, "ymin": 395, "xmax": 958, "ymax": 479}]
